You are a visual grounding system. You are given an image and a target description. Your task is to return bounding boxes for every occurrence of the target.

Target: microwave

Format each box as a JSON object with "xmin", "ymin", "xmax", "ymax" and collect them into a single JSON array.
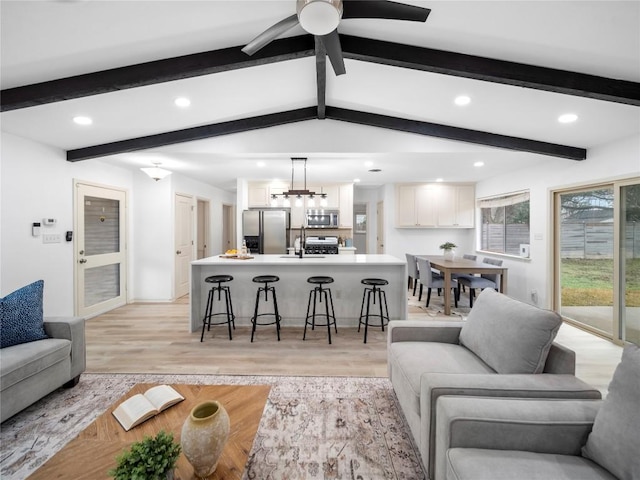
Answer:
[{"xmin": 306, "ymin": 209, "xmax": 339, "ymax": 228}]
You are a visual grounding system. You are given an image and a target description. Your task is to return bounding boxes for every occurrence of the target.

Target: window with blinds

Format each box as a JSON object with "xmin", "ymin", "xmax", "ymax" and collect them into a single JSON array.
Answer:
[{"xmin": 479, "ymin": 191, "xmax": 530, "ymax": 255}]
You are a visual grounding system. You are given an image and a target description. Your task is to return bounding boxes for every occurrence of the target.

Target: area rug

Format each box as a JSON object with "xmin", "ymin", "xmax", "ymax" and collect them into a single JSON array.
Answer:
[
  {"xmin": 0, "ymin": 374, "xmax": 426, "ymax": 480},
  {"xmin": 408, "ymin": 293, "xmax": 470, "ymax": 320}
]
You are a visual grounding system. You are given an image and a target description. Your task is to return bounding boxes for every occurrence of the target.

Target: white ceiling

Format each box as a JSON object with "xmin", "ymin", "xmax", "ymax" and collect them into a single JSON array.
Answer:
[{"xmin": 2, "ymin": 1, "xmax": 639, "ymax": 192}]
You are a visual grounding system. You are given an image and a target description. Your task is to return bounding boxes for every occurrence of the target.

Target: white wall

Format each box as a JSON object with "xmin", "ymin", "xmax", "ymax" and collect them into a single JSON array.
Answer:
[
  {"xmin": 474, "ymin": 134, "xmax": 640, "ymax": 308},
  {"xmin": 1, "ymin": 132, "xmax": 134, "ymax": 315},
  {"xmin": 1, "ymin": 132, "xmax": 237, "ymax": 314}
]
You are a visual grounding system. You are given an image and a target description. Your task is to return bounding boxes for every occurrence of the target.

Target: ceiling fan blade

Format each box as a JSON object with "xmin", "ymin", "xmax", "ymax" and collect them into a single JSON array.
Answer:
[
  {"xmin": 241, "ymin": 14, "xmax": 300, "ymax": 55},
  {"xmin": 342, "ymin": 0, "xmax": 431, "ymax": 22},
  {"xmin": 320, "ymin": 30, "xmax": 346, "ymax": 76}
]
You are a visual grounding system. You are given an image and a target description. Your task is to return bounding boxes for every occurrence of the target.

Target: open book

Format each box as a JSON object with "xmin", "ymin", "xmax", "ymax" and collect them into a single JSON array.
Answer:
[{"xmin": 112, "ymin": 385, "xmax": 184, "ymax": 431}]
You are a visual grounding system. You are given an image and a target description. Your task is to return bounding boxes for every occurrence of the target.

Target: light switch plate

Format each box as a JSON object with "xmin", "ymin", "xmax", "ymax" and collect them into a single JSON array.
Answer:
[{"xmin": 43, "ymin": 234, "xmax": 62, "ymax": 244}]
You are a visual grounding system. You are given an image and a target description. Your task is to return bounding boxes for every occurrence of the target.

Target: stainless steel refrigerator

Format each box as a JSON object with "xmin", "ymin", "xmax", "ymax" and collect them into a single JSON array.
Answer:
[{"xmin": 242, "ymin": 209, "xmax": 289, "ymax": 254}]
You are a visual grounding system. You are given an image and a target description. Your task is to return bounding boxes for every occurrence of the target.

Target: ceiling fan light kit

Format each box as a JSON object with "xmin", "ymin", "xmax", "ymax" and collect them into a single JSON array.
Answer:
[
  {"xmin": 242, "ymin": 0, "xmax": 430, "ymax": 76},
  {"xmin": 297, "ymin": 0, "xmax": 343, "ymax": 35}
]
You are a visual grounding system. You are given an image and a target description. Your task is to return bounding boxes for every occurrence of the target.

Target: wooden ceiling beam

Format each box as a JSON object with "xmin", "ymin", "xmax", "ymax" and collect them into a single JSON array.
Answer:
[
  {"xmin": 326, "ymin": 107, "xmax": 586, "ymax": 160},
  {"xmin": 4, "ymin": 34, "xmax": 638, "ymax": 112},
  {"xmin": 1, "ymin": 36, "xmax": 315, "ymax": 112},
  {"xmin": 340, "ymin": 35, "xmax": 640, "ymax": 106},
  {"xmin": 315, "ymin": 37, "xmax": 327, "ymax": 119},
  {"xmin": 66, "ymin": 106, "xmax": 585, "ymax": 162},
  {"xmin": 66, "ymin": 107, "xmax": 318, "ymax": 161}
]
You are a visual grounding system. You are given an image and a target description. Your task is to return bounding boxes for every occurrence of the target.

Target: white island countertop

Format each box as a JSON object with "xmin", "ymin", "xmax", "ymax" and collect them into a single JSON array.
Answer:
[
  {"xmin": 192, "ymin": 253, "xmax": 404, "ymax": 266},
  {"xmin": 190, "ymin": 254, "xmax": 407, "ymax": 334}
]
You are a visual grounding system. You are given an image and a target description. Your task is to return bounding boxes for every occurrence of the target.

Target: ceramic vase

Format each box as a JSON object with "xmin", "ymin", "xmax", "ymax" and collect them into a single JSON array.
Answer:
[
  {"xmin": 181, "ymin": 401, "xmax": 230, "ymax": 479},
  {"xmin": 443, "ymin": 249, "xmax": 455, "ymax": 261}
]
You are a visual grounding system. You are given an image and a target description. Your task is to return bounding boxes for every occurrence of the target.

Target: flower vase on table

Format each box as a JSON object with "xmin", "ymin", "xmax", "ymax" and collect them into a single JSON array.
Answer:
[{"xmin": 439, "ymin": 242, "xmax": 457, "ymax": 262}]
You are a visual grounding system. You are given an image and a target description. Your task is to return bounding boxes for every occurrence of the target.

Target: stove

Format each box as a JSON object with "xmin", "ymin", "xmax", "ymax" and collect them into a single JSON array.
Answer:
[{"xmin": 304, "ymin": 236, "xmax": 339, "ymax": 255}]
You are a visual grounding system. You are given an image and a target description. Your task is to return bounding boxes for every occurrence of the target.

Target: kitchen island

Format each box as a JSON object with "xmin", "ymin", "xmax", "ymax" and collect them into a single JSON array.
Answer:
[{"xmin": 190, "ymin": 254, "xmax": 407, "ymax": 332}]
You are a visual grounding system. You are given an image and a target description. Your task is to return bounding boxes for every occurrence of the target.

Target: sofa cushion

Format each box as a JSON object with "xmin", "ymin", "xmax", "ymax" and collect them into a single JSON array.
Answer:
[
  {"xmin": 459, "ymin": 289, "xmax": 562, "ymax": 374},
  {"xmin": 0, "ymin": 338, "xmax": 71, "ymax": 390},
  {"xmin": 446, "ymin": 448, "xmax": 618, "ymax": 480},
  {"xmin": 582, "ymin": 343, "xmax": 640, "ymax": 480},
  {"xmin": 0, "ymin": 280, "xmax": 48, "ymax": 348},
  {"xmin": 388, "ymin": 342, "xmax": 494, "ymax": 417}
]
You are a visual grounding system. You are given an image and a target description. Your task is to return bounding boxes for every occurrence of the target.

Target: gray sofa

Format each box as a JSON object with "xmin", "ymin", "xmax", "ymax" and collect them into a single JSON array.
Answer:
[
  {"xmin": 387, "ymin": 289, "xmax": 602, "ymax": 480},
  {"xmin": 1, "ymin": 316, "xmax": 86, "ymax": 423},
  {"xmin": 436, "ymin": 343, "xmax": 639, "ymax": 480}
]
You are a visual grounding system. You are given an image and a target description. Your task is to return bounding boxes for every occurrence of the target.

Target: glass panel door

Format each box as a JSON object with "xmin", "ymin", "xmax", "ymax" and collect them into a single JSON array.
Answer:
[
  {"xmin": 621, "ymin": 183, "xmax": 640, "ymax": 345},
  {"xmin": 557, "ymin": 187, "xmax": 615, "ymax": 337},
  {"xmin": 75, "ymin": 182, "xmax": 127, "ymax": 317}
]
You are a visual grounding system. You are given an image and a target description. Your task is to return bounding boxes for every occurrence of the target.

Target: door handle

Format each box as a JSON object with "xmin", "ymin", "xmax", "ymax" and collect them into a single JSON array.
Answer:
[
  {"xmin": 176, "ymin": 250, "xmax": 182, "ymax": 255},
  {"xmin": 79, "ymin": 258, "xmax": 87, "ymax": 264}
]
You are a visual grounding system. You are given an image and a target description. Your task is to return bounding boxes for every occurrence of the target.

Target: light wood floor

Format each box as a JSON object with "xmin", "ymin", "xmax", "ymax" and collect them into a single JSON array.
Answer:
[{"xmin": 85, "ymin": 293, "xmax": 623, "ymax": 394}]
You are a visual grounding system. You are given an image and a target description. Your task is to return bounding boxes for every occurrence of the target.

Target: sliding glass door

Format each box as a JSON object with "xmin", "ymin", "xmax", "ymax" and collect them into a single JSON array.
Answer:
[
  {"xmin": 555, "ymin": 178, "xmax": 640, "ymax": 343},
  {"xmin": 621, "ymin": 183, "xmax": 640, "ymax": 344}
]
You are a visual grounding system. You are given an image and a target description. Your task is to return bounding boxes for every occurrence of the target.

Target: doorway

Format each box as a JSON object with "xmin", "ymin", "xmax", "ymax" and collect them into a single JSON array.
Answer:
[
  {"xmin": 196, "ymin": 199, "xmax": 210, "ymax": 260},
  {"xmin": 376, "ymin": 201, "xmax": 385, "ymax": 253},
  {"xmin": 174, "ymin": 193, "xmax": 194, "ymax": 299},
  {"xmin": 222, "ymin": 203, "xmax": 235, "ymax": 252},
  {"xmin": 74, "ymin": 181, "xmax": 127, "ymax": 317},
  {"xmin": 554, "ymin": 178, "xmax": 640, "ymax": 344},
  {"xmin": 353, "ymin": 202, "xmax": 367, "ymax": 253}
]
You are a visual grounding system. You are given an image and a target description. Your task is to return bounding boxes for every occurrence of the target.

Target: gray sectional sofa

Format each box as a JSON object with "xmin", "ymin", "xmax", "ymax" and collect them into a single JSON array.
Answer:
[
  {"xmin": 1, "ymin": 316, "xmax": 86, "ymax": 423},
  {"xmin": 436, "ymin": 342, "xmax": 639, "ymax": 480},
  {"xmin": 387, "ymin": 289, "xmax": 603, "ymax": 480}
]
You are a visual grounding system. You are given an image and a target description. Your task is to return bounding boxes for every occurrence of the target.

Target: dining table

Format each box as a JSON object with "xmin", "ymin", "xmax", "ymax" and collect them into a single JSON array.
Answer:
[{"xmin": 417, "ymin": 255, "xmax": 508, "ymax": 315}]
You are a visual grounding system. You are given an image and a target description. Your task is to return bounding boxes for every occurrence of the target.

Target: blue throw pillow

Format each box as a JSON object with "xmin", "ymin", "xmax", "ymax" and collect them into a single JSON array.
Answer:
[{"xmin": 0, "ymin": 280, "xmax": 48, "ymax": 348}]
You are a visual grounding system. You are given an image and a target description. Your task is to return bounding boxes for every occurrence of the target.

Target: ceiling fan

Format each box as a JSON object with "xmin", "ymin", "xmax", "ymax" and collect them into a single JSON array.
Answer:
[{"xmin": 242, "ymin": 0, "xmax": 431, "ymax": 75}]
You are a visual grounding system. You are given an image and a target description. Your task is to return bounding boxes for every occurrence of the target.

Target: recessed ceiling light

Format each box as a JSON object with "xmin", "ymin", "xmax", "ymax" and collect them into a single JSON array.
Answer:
[
  {"xmin": 436, "ymin": 178, "xmax": 444, "ymax": 182},
  {"xmin": 174, "ymin": 97, "xmax": 191, "ymax": 108},
  {"xmin": 474, "ymin": 161, "xmax": 485, "ymax": 167},
  {"xmin": 364, "ymin": 161, "xmax": 373, "ymax": 167},
  {"xmin": 73, "ymin": 116, "xmax": 92, "ymax": 125},
  {"xmin": 257, "ymin": 161, "xmax": 266, "ymax": 167},
  {"xmin": 454, "ymin": 95, "xmax": 471, "ymax": 106},
  {"xmin": 354, "ymin": 178, "xmax": 361, "ymax": 183},
  {"xmin": 558, "ymin": 113, "xmax": 578, "ymax": 124}
]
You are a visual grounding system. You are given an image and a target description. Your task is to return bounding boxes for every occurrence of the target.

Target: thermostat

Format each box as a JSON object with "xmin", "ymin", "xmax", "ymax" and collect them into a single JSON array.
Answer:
[{"xmin": 43, "ymin": 218, "xmax": 57, "ymax": 226}]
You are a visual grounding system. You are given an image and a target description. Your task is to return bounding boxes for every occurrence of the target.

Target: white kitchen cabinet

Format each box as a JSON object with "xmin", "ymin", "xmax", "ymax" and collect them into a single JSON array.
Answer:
[
  {"xmin": 338, "ymin": 184, "xmax": 353, "ymax": 228},
  {"xmin": 310, "ymin": 184, "xmax": 339, "ymax": 209},
  {"xmin": 437, "ymin": 185, "xmax": 475, "ymax": 227},
  {"xmin": 248, "ymin": 185, "xmax": 270, "ymax": 207},
  {"xmin": 396, "ymin": 184, "xmax": 474, "ymax": 228},
  {"xmin": 396, "ymin": 184, "xmax": 438, "ymax": 227}
]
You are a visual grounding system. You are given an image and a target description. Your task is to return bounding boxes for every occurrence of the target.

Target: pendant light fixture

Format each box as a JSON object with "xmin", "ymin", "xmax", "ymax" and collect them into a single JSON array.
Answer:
[
  {"xmin": 270, "ymin": 158, "xmax": 328, "ymax": 206},
  {"xmin": 140, "ymin": 162, "xmax": 172, "ymax": 181}
]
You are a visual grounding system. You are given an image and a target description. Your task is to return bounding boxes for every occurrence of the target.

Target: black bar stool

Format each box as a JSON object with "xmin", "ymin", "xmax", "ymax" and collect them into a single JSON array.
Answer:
[
  {"xmin": 250, "ymin": 275, "xmax": 282, "ymax": 342},
  {"xmin": 304, "ymin": 276, "xmax": 337, "ymax": 344},
  {"xmin": 358, "ymin": 278, "xmax": 390, "ymax": 343},
  {"xmin": 200, "ymin": 274, "xmax": 235, "ymax": 341}
]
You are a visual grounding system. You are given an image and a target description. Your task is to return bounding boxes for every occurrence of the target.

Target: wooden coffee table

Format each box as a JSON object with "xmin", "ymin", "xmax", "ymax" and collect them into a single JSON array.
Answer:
[{"xmin": 28, "ymin": 383, "xmax": 270, "ymax": 480}]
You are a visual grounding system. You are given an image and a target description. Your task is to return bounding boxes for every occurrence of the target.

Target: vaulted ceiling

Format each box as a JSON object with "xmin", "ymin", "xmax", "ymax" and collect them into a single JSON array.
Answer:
[{"xmin": 2, "ymin": 1, "xmax": 639, "ymax": 191}]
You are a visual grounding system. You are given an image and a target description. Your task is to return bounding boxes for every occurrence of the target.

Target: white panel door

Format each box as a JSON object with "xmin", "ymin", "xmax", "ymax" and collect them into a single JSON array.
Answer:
[
  {"xmin": 175, "ymin": 193, "xmax": 194, "ymax": 299},
  {"xmin": 75, "ymin": 182, "xmax": 127, "ymax": 317}
]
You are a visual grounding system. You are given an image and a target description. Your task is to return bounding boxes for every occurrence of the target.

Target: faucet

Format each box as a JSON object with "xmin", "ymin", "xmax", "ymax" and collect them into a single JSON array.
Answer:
[{"xmin": 298, "ymin": 225, "xmax": 305, "ymax": 258}]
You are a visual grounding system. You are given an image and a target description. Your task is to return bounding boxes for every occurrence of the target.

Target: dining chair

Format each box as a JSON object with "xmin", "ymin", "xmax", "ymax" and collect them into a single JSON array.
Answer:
[
  {"xmin": 452, "ymin": 254, "xmax": 478, "ymax": 292},
  {"xmin": 416, "ymin": 257, "xmax": 459, "ymax": 308},
  {"xmin": 457, "ymin": 257, "xmax": 503, "ymax": 307},
  {"xmin": 405, "ymin": 253, "xmax": 420, "ymax": 296}
]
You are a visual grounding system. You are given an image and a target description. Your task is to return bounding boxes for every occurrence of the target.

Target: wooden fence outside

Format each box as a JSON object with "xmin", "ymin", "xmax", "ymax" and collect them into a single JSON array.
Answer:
[
  {"xmin": 561, "ymin": 222, "xmax": 639, "ymax": 259},
  {"xmin": 482, "ymin": 222, "xmax": 640, "ymax": 259}
]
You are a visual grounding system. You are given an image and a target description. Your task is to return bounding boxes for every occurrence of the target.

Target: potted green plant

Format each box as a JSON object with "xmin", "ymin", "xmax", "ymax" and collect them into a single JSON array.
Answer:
[
  {"xmin": 109, "ymin": 430, "xmax": 181, "ymax": 480},
  {"xmin": 439, "ymin": 242, "xmax": 457, "ymax": 261}
]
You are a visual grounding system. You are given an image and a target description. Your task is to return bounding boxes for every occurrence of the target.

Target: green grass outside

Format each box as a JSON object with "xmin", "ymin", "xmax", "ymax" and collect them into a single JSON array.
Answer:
[{"xmin": 561, "ymin": 258, "xmax": 640, "ymax": 307}]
